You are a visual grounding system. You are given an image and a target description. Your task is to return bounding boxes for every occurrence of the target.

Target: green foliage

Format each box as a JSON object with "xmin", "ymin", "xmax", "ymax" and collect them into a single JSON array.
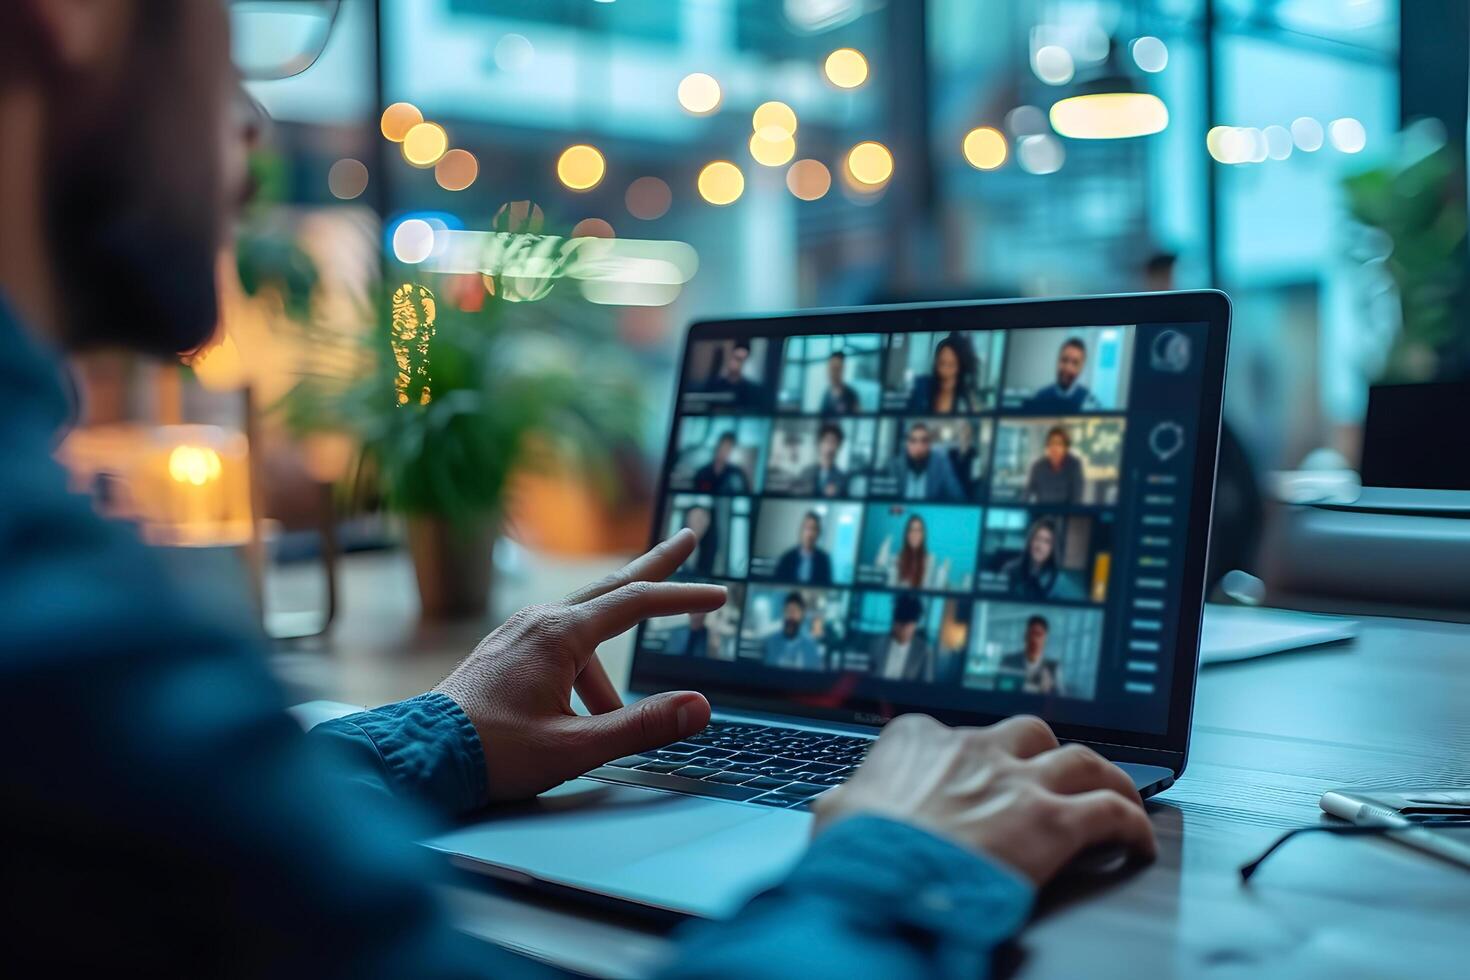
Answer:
[
  {"xmin": 281, "ymin": 280, "xmax": 645, "ymax": 527},
  {"xmin": 234, "ymin": 148, "xmax": 319, "ymax": 320},
  {"xmin": 1343, "ymin": 129, "xmax": 1470, "ymax": 382}
]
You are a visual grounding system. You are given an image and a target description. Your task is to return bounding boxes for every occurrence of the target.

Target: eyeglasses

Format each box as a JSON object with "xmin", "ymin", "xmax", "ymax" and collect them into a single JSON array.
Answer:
[
  {"xmin": 228, "ymin": 0, "xmax": 342, "ymax": 81},
  {"xmin": 1240, "ymin": 817, "xmax": 1470, "ymax": 883}
]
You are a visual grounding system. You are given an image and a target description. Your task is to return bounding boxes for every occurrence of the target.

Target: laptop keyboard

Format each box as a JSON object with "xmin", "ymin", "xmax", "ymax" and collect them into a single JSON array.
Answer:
[{"xmin": 585, "ymin": 721, "xmax": 873, "ymax": 810}]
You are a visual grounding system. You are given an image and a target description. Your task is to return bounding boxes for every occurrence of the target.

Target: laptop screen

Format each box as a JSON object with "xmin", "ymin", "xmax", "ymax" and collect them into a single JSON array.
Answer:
[{"xmin": 631, "ymin": 305, "xmax": 1221, "ymax": 748}]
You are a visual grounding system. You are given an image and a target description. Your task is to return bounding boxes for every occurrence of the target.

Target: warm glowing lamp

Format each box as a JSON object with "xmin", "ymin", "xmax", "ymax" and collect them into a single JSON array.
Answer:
[
  {"xmin": 59, "ymin": 424, "xmax": 254, "ymax": 548},
  {"xmin": 1048, "ymin": 40, "xmax": 1169, "ymax": 140}
]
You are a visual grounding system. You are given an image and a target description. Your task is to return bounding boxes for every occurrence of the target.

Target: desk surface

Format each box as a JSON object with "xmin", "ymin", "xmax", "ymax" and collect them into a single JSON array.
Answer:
[{"xmin": 277, "ymin": 553, "xmax": 1470, "ymax": 979}]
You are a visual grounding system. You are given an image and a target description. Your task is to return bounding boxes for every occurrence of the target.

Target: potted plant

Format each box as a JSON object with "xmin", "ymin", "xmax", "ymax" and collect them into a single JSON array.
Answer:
[
  {"xmin": 1343, "ymin": 121, "xmax": 1470, "ymax": 383},
  {"xmin": 281, "ymin": 264, "xmax": 644, "ymax": 619}
]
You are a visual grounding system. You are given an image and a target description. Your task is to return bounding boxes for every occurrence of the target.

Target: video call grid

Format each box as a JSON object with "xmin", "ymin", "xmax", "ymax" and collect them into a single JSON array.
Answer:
[{"xmin": 644, "ymin": 325, "xmax": 1142, "ymax": 703}]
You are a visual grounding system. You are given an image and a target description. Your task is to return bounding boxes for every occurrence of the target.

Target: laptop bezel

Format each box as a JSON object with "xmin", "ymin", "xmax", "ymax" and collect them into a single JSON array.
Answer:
[{"xmin": 628, "ymin": 290, "xmax": 1231, "ymax": 775}]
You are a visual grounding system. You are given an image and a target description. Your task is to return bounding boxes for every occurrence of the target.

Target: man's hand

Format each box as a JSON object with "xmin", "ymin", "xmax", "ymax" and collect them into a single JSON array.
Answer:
[
  {"xmin": 813, "ymin": 714, "xmax": 1156, "ymax": 885},
  {"xmin": 435, "ymin": 530, "xmax": 724, "ymax": 801}
]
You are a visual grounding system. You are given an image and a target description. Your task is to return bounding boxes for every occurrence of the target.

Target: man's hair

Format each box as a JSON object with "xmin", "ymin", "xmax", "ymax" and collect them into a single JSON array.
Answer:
[
  {"xmin": 829, "ymin": 350, "xmax": 846, "ymax": 361},
  {"xmin": 1027, "ymin": 615, "xmax": 1050, "ymax": 632},
  {"xmin": 784, "ymin": 591, "xmax": 806, "ymax": 610},
  {"xmin": 1062, "ymin": 337, "xmax": 1087, "ymax": 357},
  {"xmin": 893, "ymin": 593, "xmax": 924, "ymax": 624},
  {"xmin": 717, "ymin": 431, "xmax": 737, "ymax": 446},
  {"xmin": 908, "ymin": 422, "xmax": 930, "ymax": 438},
  {"xmin": 803, "ymin": 510, "xmax": 823, "ymax": 533},
  {"xmin": 1145, "ymin": 251, "xmax": 1178, "ymax": 277},
  {"xmin": 1045, "ymin": 425, "xmax": 1071, "ymax": 447},
  {"xmin": 818, "ymin": 422, "xmax": 844, "ymax": 444},
  {"xmin": 732, "ymin": 340, "xmax": 752, "ymax": 354}
]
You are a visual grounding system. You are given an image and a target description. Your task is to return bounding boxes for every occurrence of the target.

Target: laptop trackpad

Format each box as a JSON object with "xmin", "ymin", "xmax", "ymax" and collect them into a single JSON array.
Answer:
[{"xmin": 425, "ymin": 778, "xmax": 812, "ymax": 918}]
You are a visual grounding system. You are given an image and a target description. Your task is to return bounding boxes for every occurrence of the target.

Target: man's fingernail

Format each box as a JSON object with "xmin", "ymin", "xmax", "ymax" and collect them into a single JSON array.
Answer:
[{"xmin": 676, "ymin": 702, "xmax": 691, "ymax": 731}]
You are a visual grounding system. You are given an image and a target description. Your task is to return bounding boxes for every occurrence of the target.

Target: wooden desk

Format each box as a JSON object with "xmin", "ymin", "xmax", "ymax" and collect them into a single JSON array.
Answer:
[{"xmin": 278, "ymin": 554, "xmax": 1470, "ymax": 977}]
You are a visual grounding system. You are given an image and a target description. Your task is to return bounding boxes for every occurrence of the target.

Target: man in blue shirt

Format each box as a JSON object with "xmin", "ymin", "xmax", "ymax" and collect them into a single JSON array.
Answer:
[
  {"xmin": 762, "ymin": 592, "xmax": 826, "ymax": 670},
  {"xmin": 0, "ymin": 2, "xmax": 1155, "ymax": 976},
  {"xmin": 773, "ymin": 511, "xmax": 835, "ymax": 584},
  {"xmin": 884, "ymin": 422, "xmax": 967, "ymax": 501}
]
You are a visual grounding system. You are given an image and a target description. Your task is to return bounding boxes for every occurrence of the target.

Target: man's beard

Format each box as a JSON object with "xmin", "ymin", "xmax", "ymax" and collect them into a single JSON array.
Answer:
[
  {"xmin": 906, "ymin": 452, "xmax": 929, "ymax": 475},
  {"xmin": 783, "ymin": 620, "xmax": 800, "ymax": 638}
]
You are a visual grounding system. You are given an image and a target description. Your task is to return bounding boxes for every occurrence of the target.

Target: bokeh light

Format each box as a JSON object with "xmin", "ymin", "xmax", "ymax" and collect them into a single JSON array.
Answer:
[
  {"xmin": 697, "ymin": 161, "xmax": 745, "ymax": 206},
  {"xmin": 1292, "ymin": 116, "xmax": 1325, "ymax": 152},
  {"xmin": 402, "ymin": 122, "xmax": 449, "ymax": 167},
  {"xmin": 1005, "ymin": 105, "xmax": 1047, "ymax": 136},
  {"xmin": 626, "ymin": 176, "xmax": 673, "ymax": 220},
  {"xmin": 380, "ymin": 102, "xmax": 422, "ymax": 142},
  {"xmin": 750, "ymin": 130, "xmax": 797, "ymax": 167},
  {"xmin": 434, "ymin": 149, "xmax": 479, "ymax": 191},
  {"xmin": 1017, "ymin": 134, "xmax": 1065, "ymax": 174},
  {"xmin": 1263, "ymin": 125, "xmax": 1293, "ymax": 160},
  {"xmin": 1049, "ymin": 93, "xmax": 1169, "ymax": 139},
  {"xmin": 494, "ymin": 33, "xmax": 535, "ymax": 72},
  {"xmin": 786, "ymin": 159, "xmax": 831, "ymax": 201},
  {"xmin": 557, "ymin": 144, "xmax": 606, "ymax": 190},
  {"xmin": 1206, "ymin": 126, "xmax": 1262, "ymax": 165},
  {"xmin": 572, "ymin": 218, "xmax": 616, "ymax": 239},
  {"xmin": 962, "ymin": 127, "xmax": 1008, "ymax": 170},
  {"xmin": 1033, "ymin": 45, "xmax": 1075, "ymax": 85},
  {"xmin": 752, "ymin": 101, "xmax": 798, "ymax": 137},
  {"xmin": 327, "ymin": 158, "xmax": 369, "ymax": 200},
  {"xmin": 824, "ymin": 48, "xmax": 869, "ymax": 88},
  {"xmin": 1131, "ymin": 36, "xmax": 1169, "ymax": 73},
  {"xmin": 1330, "ymin": 117, "xmax": 1367, "ymax": 153},
  {"xmin": 846, "ymin": 141, "xmax": 894, "ymax": 186},
  {"xmin": 392, "ymin": 219, "xmax": 436, "ymax": 264},
  {"xmin": 677, "ymin": 73, "xmax": 722, "ymax": 115}
]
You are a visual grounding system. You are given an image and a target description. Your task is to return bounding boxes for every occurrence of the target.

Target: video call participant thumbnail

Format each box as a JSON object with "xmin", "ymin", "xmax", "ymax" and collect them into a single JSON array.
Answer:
[
  {"xmin": 684, "ymin": 338, "xmax": 772, "ymax": 411},
  {"xmin": 669, "ymin": 417, "xmax": 770, "ymax": 496},
  {"xmin": 882, "ymin": 331, "xmax": 1004, "ymax": 414},
  {"xmin": 776, "ymin": 334, "xmax": 883, "ymax": 415},
  {"xmin": 871, "ymin": 421, "xmax": 965, "ymax": 502},
  {"xmin": 846, "ymin": 591, "xmax": 968, "ymax": 684},
  {"xmin": 640, "ymin": 583, "xmax": 746, "ymax": 660},
  {"xmin": 1002, "ymin": 326, "xmax": 1136, "ymax": 413},
  {"xmin": 964, "ymin": 602, "xmax": 1105, "ymax": 700},
  {"xmin": 765, "ymin": 418, "xmax": 875, "ymax": 498},
  {"xmin": 665, "ymin": 494, "xmax": 752, "ymax": 579},
  {"xmin": 869, "ymin": 417, "xmax": 992, "ymax": 502},
  {"xmin": 739, "ymin": 587, "xmax": 850, "ymax": 672},
  {"xmin": 856, "ymin": 503, "xmax": 981, "ymax": 592},
  {"xmin": 980, "ymin": 509, "xmax": 1111, "ymax": 602},
  {"xmin": 749, "ymin": 499, "xmax": 862, "ymax": 586},
  {"xmin": 990, "ymin": 417, "xmax": 1126, "ymax": 507}
]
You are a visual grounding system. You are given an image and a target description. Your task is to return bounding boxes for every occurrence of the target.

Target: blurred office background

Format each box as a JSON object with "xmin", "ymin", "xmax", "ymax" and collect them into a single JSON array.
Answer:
[{"xmin": 63, "ymin": 0, "xmax": 1470, "ymax": 646}]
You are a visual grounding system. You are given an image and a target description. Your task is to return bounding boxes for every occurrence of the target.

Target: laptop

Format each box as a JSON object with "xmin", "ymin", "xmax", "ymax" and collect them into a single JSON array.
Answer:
[{"xmin": 427, "ymin": 291, "xmax": 1232, "ymax": 918}]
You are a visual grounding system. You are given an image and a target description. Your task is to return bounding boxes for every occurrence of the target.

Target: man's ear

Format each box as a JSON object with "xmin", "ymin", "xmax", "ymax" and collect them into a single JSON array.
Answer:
[{"xmin": 25, "ymin": 0, "xmax": 133, "ymax": 71}]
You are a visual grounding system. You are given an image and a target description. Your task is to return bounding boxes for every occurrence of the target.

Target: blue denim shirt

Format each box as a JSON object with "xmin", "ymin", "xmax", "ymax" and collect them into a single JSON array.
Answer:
[{"xmin": 1, "ymin": 299, "xmax": 1031, "ymax": 977}]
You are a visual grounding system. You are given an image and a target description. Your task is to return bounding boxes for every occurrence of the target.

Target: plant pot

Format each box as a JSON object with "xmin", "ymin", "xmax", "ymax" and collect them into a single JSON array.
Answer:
[{"xmin": 406, "ymin": 516, "xmax": 496, "ymax": 619}]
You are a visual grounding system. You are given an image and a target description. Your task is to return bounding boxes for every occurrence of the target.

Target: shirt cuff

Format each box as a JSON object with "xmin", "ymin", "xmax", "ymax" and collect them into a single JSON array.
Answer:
[
  {"xmin": 786, "ymin": 815, "xmax": 1034, "ymax": 947},
  {"xmin": 314, "ymin": 693, "xmax": 488, "ymax": 817}
]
